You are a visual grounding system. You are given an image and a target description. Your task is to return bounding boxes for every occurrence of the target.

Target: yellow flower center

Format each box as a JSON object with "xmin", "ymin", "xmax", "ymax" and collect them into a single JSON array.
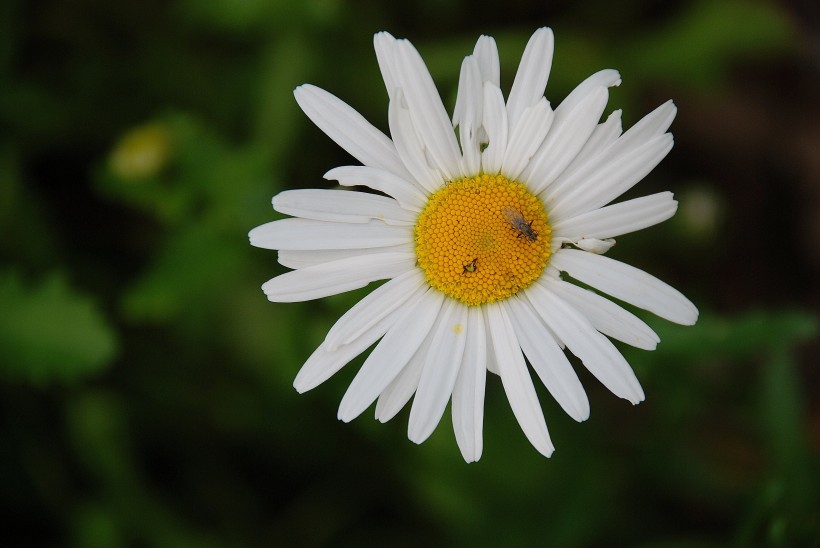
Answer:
[{"xmin": 414, "ymin": 174, "xmax": 551, "ymax": 306}]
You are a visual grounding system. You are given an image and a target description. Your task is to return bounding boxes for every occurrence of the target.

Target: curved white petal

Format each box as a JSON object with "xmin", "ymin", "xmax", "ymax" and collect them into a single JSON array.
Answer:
[
  {"xmin": 553, "ymin": 69, "xmax": 621, "ymax": 118},
  {"xmin": 502, "ymin": 97, "xmax": 554, "ymax": 180},
  {"xmin": 525, "ymin": 281, "xmax": 645, "ymax": 404},
  {"xmin": 375, "ymin": 313, "xmax": 435, "ymax": 423},
  {"xmin": 325, "ymin": 269, "xmax": 426, "ymax": 350},
  {"xmin": 393, "ymin": 39, "xmax": 464, "ymax": 180},
  {"xmin": 323, "ymin": 165, "xmax": 428, "ymax": 212},
  {"xmin": 273, "ymin": 189, "xmax": 416, "ymax": 226},
  {"xmin": 612, "ymin": 100, "xmax": 676, "ymax": 151},
  {"xmin": 550, "ymin": 248, "xmax": 699, "ymax": 325},
  {"xmin": 552, "ymin": 191, "xmax": 678, "ymax": 240},
  {"xmin": 555, "ymin": 109, "xmax": 623, "ymax": 184},
  {"xmin": 506, "ymin": 27, "xmax": 554, "ymax": 133},
  {"xmin": 473, "ymin": 34, "xmax": 500, "ymax": 86},
  {"xmin": 389, "ymin": 93, "xmax": 444, "ymax": 193},
  {"xmin": 546, "ymin": 133, "xmax": 674, "ymax": 222},
  {"xmin": 546, "ymin": 101, "xmax": 677, "ymax": 221},
  {"xmin": 480, "ymin": 83, "xmax": 508, "ymax": 174},
  {"xmin": 294, "ymin": 84, "xmax": 410, "ymax": 178},
  {"xmin": 549, "ymin": 278, "xmax": 659, "ymax": 350},
  {"xmin": 522, "ymin": 86, "xmax": 609, "ymax": 194},
  {"xmin": 338, "ymin": 289, "xmax": 444, "ymax": 422},
  {"xmin": 249, "ymin": 218, "xmax": 411, "ymax": 251},
  {"xmin": 452, "ymin": 305, "xmax": 487, "ymax": 463},
  {"xmin": 453, "ymin": 56, "xmax": 482, "ymax": 176},
  {"xmin": 486, "ymin": 303, "xmax": 554, "ymax": 457},
  {"xmin": 483, "ymin": 310, "xmax": 500, "ymax": 376},
  {"xmin": 408, "ymin": 300, "xmax": 469, "ymax": 444},
  {"xmin": 505, "ymin": 296, "xmax": 590, "ymax": 421},
  {"xmin": 262, "ymin": 252, "xmax": 415, "ymax": 302},
  {"xmin": 374, "ymin": 31, "xmax": 400, "ymax": 100},
  {"xmin": 277, "ymin": 243, "xmax": 414, "ymax": 270},
  {"xmin": 294, "ymin": 303, "xmax": 403, "ymax": 393}
]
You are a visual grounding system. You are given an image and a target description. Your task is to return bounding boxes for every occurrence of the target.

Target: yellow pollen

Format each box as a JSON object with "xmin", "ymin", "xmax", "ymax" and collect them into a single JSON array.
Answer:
[{"xmin": 415, "ymin": 174, "xmax": 552, "ymax": 306}]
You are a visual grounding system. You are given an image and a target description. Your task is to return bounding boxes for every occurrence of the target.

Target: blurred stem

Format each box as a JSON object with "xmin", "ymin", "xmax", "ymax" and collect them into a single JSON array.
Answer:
[
  {"xmin": 253, "ymin": 30, "xmax": 315, "ymax": 167},
  {"xmin": 736, "ymin": 341, "xmax": 817, "ymax": 546}
]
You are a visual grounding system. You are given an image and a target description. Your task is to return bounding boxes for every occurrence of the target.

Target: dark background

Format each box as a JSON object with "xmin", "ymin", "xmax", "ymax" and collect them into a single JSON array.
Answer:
[{"xmin": 1, "ymin": 0, "xmax": 818, "ymax": 545}]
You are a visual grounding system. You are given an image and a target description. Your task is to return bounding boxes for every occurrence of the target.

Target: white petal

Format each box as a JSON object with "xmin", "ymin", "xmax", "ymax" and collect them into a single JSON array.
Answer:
[
  {"xmin": 389, "ymin": 93, "xmax": 444, "ymax": 193},
  {"xmin": 338, "ymin": 289, "xmax": 444, "ymax": 422},
  {"xmin": 273, "ymin": 189, "xmax": 416, "ymax": 226},
  {"xmin": 612, "ymin": 100, "xmax": 676, "ymax": 151},
  {"xmin": 294, "ymin": 303, "xmax": 402, "ymax": 393},
  {"xmin": 375, "ymin": 315, "xmax": 434, "ymax": 423},
  {"xmin": 277, "ymin": 244, "xmax": 413, "ymax": 269},
  {"xmin": 452, "ymin": 305, "xmax": 487, "ymax": 463},
  {"xmin": 249, "ymin": 218, "xmax": 411, "ymax": 251},
  {"xmin": 522, "ymin": 86, "xmax": 609, "ymax": 194},
  {"xmin": 323, "ymin": 165, "xmax": 428, "ymax": 212},
  {"xmin": 394, "ymin": 39, "xmax": 464, "ymax": 180},
  {"xmin": 546, "ymin": 133, "xmax": 674, "ymax": 222},
  {"xmin": 556, "ymin": 109, "xmax": 623, "ymax": 184},
  {"xmin": 553, "ymin": 69, "xmax": 621, "ymax": 119},
  {"xmin": 408, "ymin": 300, "xmax": 469, "ymax": 444},
  {"xmin": 486, "ymin": 303, "xmax": 554, "ymax": 457},
  {"xmin": 550, "ymin": 278, "xmax": 659, "ymax": 350},
  {"xmin": 526, "ymin": 281, "xmax": 645, "ymax": 404},
  {"xmin": 506, "ymin": 27, "xmax": 554, "ymax": 133},
  {"xmin": 546, "ymin": 101, "xmax": 677, "ymax": 221},
  {"xmin": 552, "ymin": 191, "xmax": 678, "ymax": 240},
  {"xmin": 262, "ymin": 252, "xmax": 415, "ymax": 302},
  {"xmin": 325, "ymin": 269, "xmax": 426, "ymax": 350},
  {"xmin": 575, "ymin": 238, "xmax": 616, "ymax": 254},
  {"xmin": 473, "ymin": 35, "xmax": 500, "ymax": 86},
  {"xmin": 374, "ymin": 31, "xmax": 400, "ymax": 100},
  {"xmin": 502, "ymin": 97, "xmax": 554, "ymax": 180},
  {"xmin": 453, "ymin": 56, "xmax": 482, "ymax": 176},
  {"xmin": 483, "ymin": 310, "xmax": 500, "ymax": 375},
  {"xmin": 550, "ymin": 248, "xmax": 699, "ymax": 325},
  {"xmin": 294, "ymin": 84, "xmax": 410, "ymax": 178},
  {"xmin": 480, "ymin": 83, "xmax": 508, "ymax": 175},
  {"xmin": 505, "ymin": 296, "xmax": 590, "ymax": 421}
]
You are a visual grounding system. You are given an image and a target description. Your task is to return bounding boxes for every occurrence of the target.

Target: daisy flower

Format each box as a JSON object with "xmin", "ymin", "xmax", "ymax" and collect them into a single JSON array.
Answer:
[{"xmin": 249, "ymin": 28, "xmax": 698, "ymax": 462}]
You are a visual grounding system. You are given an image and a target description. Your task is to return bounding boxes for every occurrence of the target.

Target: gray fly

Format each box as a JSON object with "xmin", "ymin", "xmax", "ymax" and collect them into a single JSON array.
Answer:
[{"xmin": 501, "ymin": 207, "xmax": 538, "ymax": 242}]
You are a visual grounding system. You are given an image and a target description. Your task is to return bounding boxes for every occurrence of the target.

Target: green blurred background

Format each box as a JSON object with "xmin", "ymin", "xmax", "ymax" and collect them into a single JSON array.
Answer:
[{"xmin": 1, "ymin": 0, "xmax": 819, "ymax": 545}]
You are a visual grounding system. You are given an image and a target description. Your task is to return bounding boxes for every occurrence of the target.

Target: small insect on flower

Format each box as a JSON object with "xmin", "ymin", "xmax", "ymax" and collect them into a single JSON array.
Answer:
[
  {"xmin": 501, "ymin": 207, "xmax": 538, "ymax": 242},
  {"xmin": 462, "ymin": 257, "xmax": 478, "ymax": 274}
]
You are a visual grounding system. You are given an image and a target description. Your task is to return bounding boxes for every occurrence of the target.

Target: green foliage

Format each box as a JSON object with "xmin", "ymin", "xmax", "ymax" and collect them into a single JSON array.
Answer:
[
  {"xmin": 619, "ymin": 0, "xmax": 794, "ymax": 90},
  {"xmin": 0, "ymin": 272, "xmax": 117, "ymax": 385}
]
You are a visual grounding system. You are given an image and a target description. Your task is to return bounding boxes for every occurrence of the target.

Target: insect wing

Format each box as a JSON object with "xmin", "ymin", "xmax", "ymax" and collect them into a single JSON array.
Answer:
[{"xmin": 501, "ymin": 207, "xmax": 537, "ymax": 241}]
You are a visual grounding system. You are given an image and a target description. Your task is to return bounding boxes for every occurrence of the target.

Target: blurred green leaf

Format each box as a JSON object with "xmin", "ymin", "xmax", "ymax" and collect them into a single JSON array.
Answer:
[
  {"xmin": 620, "ymin": 0, "xmax": 794, "ymax": 90},
  {"xmin": 649, "ymin": 309, "xmax": 817, "ymax": 362},
  {"xmin": 99, "ymin": 112, "xmax": 273, "ymax": 229},
  {"xmin": 122, "ymin": 224, "xmax": 248, "ymax": 324},
  {"xmin": 0, "ymin": 272, "xmax": 117, "ymax": 385}
]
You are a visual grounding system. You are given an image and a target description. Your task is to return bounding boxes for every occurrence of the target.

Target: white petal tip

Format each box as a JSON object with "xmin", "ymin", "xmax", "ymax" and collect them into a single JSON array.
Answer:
[
  {"xmin": 537, "ymin": 445, "xmax": 555, "ymax": 458},
  {"xmin": 629, "ymin": 391, "xmax": 646, "ymax": 405},
  {"xmin": 571, "ymin": 406, "xmax": 591, "ymax": 423},
  {"xmin": 337, "ymin": 411, "xmax": 355, "ymax": 423},
  {"xmin": 460, "ymin": 451, "xmax": 482, "ymax": 463}
]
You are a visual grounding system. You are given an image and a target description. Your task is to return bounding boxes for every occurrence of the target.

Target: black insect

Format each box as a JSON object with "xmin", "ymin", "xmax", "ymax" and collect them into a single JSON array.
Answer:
[
  {"xmin": 462, "ymin": 257, "xmax": 478, "ymax": 274},
  {"xmin": 501, "ymin": 207, "xmax": 538, "ymax": 242}
]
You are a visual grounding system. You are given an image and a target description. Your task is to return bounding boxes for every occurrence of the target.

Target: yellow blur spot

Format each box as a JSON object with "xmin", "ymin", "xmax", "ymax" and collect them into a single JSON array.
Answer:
[{"xmin": 109, "ymin": 123, "xmax": 171, "ymax": 180}]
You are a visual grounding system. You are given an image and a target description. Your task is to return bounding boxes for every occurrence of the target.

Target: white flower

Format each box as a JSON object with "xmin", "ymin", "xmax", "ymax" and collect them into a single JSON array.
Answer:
[{"xmin": 249, "ymin": 28, "xmax": 698, "ymax": 462}]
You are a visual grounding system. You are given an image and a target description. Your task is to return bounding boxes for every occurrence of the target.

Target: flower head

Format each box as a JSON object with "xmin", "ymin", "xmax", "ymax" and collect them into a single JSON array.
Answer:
[{"xmin": 249, "ymin": 28, "xmax": 698, "ymax": 462}]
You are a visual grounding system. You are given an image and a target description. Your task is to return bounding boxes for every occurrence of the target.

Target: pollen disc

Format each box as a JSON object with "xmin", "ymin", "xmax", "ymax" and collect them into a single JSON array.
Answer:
[{"xmin": 414, "ymin": 174, "xmax": 552, "ymax": 306}]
